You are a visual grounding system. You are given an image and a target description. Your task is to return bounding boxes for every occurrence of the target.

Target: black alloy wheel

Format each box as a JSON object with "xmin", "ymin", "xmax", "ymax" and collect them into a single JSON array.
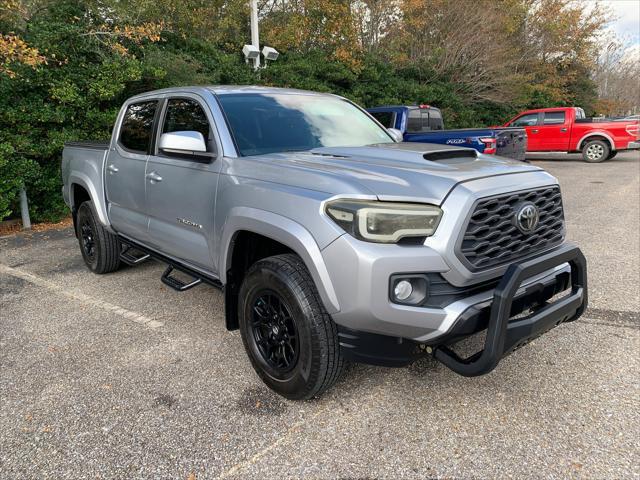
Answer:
[
  {"xmin": 80, "ymin": 220, "xmax": 96, "ymax": 262},
  {"xmin": 75, "ymin": 201, "xmax": 121, "ymax": 274},
  {"xmin": 238, "ymin": 254, "xmax": 345, "ymax": 400},
  {"xmin": 250, "ymin": 292, "xmax": 299, "ymax": 373}
]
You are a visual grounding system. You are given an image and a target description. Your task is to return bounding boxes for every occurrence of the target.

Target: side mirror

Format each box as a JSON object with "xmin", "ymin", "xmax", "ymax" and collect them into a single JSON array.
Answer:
[
  {"xmin": 159, "ymin": 131, "xmax": 209, "ymax": 155},
  {"xmin": 387, "ymin": 128, "xmax": 404, "ymax": 143}
]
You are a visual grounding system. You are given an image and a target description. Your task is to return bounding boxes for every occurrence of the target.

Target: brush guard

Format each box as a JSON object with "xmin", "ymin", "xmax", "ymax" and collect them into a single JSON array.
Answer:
[{"xmin": 433, "ymin": 243, "xmax": 587, "ymax": 377}]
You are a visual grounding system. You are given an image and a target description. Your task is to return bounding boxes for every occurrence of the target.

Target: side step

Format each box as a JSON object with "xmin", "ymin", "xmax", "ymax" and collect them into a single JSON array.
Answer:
[
  {"xmin": 120, "ymin": 246, "xmax": 151, "ymax": 266},
  {"xmin": 161, "ymin": 265, "xmax": 202, "ymax": 292}
]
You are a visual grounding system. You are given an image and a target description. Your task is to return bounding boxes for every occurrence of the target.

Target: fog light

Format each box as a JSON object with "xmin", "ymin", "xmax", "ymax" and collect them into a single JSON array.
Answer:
[
  {"xmin": 390, "ymin": 274, "xmax": 429, "ymax": 305},
  {"xmin": 394, "ymin": 280, "xmax": 413, "ymax": 300}
]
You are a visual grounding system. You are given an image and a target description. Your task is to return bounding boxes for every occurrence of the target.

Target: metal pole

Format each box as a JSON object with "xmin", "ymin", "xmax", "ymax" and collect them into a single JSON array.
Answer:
[
  {"xmin": 250, "ymin": 0, "xmax": 260, "ymax": 69},
  {"xmin": 19, "ymin": 185, "xmax": 31, "ymax": 230}
]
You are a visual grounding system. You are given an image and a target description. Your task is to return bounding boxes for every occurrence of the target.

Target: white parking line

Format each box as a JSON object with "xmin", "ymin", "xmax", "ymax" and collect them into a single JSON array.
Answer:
[{"xmin": 0, "ymin": 264, "xmax": 163, "ymax": 329}]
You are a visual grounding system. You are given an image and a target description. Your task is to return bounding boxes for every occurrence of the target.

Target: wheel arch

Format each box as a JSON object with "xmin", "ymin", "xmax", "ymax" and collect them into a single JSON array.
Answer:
[
  {"xmin": 68, "ymin": 173, "xmax": 112, "ymax": 230},
  {"xmin": 577, "ymin": 132, "xmax": 615, "ymax": 152},
  {"xmin": 220, "ymin": 208, "xmax": 341, "ymax": 330}
]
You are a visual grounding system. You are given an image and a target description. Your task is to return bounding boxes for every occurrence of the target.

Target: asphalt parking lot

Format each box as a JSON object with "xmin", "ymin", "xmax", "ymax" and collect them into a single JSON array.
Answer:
[{"xmin": 1, "ymin": 151, "xmax": 639, "ymax": 479}]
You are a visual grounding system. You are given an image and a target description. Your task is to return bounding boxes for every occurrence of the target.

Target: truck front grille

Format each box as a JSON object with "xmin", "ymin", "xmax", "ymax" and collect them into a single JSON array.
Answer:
[{"xmin": 458, "ymin": 186, "xmax": 565, "ymax": 270}]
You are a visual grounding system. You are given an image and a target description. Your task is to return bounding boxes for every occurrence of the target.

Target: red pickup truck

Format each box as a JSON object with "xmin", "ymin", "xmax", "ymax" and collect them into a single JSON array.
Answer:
[{"xmin": 503, "ymin": 107, "xmax": 639, "ymax": 162}]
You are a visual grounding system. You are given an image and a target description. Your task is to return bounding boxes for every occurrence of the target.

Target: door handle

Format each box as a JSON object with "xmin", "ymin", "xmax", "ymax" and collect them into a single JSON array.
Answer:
[
  {"xmin": 146, "ymin": 171, "xmax": 163, "ymax": 183},
  {"xmin": 560, "ymin": 127, "xmax": 568, "ymax": 132},
  {"xmin": 107, "ymin": 164, "xmax": 119, "ymax": 173},
  {"xmin": 531, "ymin": 129, "xmax": 539, "ymax": 134}
]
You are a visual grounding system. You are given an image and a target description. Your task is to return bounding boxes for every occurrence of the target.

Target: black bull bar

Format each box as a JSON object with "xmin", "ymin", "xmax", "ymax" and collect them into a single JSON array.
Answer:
[{"xmin": 434, "ymin": 243, "xmax": 587, "ymax": 377}]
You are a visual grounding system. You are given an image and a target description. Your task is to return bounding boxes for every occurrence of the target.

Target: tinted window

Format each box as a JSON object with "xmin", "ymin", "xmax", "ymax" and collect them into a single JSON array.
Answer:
[
  {"xmin": 544, "ymin": 112, "xmax": 565, "ymax": 125},
  {"xmin": 119, "ymin": 101, "xmax": 158, "ymax": 153},
  {"xmin": 406, "ymin": 109, "xmax": 425, "ymax": 133},
  {"xmin": 163, "ymin": 98, "xmax": 211, "ymax": 147},
  {"xmin": 511, "ymin": 113, "xmax": 538, "ymax": 127},
  {"xmin": 370, "ymin": 111, "xmax": 396, "ymax": 128},
  {"xmin": 406, "ymin": 109, "xmax": 442, "ymax": 133},
  {"xmin": 218, "ymin": 93, "xmax": 393, "ymax": 156},
  {"xmin": 428, "ymin": 109, "xmax": 443, "ymax": 130}
]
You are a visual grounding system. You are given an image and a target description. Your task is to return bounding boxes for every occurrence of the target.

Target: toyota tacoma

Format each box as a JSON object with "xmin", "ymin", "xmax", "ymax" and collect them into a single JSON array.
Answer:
[{"xmin": 61, "ymin": 86, "xmax": 587, "ymax": 399}]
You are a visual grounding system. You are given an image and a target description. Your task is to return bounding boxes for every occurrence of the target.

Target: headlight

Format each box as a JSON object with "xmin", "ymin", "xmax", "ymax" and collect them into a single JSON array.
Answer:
[{"xmin": 325, "ymin": 200, "xmax": 442, "ymax": 243}]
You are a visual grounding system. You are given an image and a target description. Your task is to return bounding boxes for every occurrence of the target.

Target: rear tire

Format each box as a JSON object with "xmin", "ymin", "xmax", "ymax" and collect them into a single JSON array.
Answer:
[
  {"xmin": 581, "ymin": 139, "xmax": 610, "ymax": 163},
  {"xmin": 238, "ymin": 254, "xmax": 344, "ymax": 400},
  {"xmin": 76, "ymin": 201, "xmax": 121, "ymax": 274}
]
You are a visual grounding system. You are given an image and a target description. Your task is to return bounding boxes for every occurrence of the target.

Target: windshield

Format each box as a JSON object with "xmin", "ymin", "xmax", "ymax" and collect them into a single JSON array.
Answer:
[{"xmin": 217, "ymin": 93, "xmax": 394, "ymax": 156}]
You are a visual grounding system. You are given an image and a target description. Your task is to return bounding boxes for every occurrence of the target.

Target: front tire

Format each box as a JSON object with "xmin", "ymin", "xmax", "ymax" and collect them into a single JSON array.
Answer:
[
  {"xmin": 582, "ymin": 139, "xmax": 610, "ymax": 163},
  {"xmin": 606, "ymin": 151, "xmax": 618, "ymax": 160},
  {"xmin": 76, "ymin": 201, "xmax": 121, "ymax": 274},
  {"xmin": 238, "ymin": 254, "xmax": 344, "ymax": 400}
]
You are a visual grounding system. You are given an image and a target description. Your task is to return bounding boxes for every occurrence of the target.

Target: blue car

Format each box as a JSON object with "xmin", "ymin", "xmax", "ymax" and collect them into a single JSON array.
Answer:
[{"xmin": 367, "ymin": 105, "xmax": 528, "ymax": 161}]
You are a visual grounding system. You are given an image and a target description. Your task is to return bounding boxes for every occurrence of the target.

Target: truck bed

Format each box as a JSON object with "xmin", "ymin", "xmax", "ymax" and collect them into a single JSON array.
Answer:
[
  {"xmin": 406, "ymin": 127, "xmax": 527, "ymax": 161},
  {"xmin": 64, "ymin": 141, "xmax": 110, "ymax": 150}
]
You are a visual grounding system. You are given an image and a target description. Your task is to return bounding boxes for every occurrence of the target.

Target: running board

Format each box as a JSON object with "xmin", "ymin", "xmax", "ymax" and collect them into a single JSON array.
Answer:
[
  {"xmin": 120, "ymin": 245, "xmax": 151, "ymax": 266},
  {"xmin": 117, "ymin": 235, "xmax": 223, "ymax": 291},
  {"xmin": 161, "ymin": 265, "xmax": 202, "ymax": 292}
]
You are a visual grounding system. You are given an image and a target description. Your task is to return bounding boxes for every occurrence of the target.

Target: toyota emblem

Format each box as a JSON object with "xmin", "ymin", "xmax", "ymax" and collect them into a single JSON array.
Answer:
[{"xmin": 515, "ymin": 202, "xmax": 539, "ymax": 234}]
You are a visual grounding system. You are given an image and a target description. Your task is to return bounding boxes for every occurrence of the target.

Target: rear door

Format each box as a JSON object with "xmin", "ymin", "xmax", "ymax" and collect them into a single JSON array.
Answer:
[
  {"xmin": 538, "ymin": 111, "xmax": 571, "ymax": 150},
  {"xmin": 509, "ymin": 113, "xmax": 543, "ymax": 150},
  {"xmin": 105, "ymin": 99, "xmax": 159, "ymax": 242},
  {"xmin": 145, "ymin": 95, "xmax": 221, "ymax": 271}
]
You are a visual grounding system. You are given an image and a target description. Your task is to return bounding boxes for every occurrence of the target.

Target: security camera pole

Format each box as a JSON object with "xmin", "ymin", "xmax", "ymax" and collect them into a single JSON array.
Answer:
[
  {"xmin": 243, "ymin": 1, "xmax": 278, "ymax": 70},
  {"xmin": 250, "ymin": 0, "xmax": 260, "ymax": 69}
]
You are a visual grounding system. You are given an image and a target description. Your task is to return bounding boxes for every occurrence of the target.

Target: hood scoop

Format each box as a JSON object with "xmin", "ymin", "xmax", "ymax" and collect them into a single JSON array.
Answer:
[
  {"xmin": 423, "ymin": 149, "xmax": 478, "ymax": 163},
  {"xmin": 311, "ymin": 144, "xmax": 480, "ymax": 165}
]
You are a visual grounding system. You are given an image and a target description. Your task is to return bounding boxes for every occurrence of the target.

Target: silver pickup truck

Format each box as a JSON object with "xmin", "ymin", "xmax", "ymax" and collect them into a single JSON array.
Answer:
[{"xmin": 62, "ymin": 86, "xmax": 587, "ymax": 399}]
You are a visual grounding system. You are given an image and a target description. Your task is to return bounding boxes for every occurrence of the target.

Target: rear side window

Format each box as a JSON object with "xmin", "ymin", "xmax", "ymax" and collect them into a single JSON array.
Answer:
[
  {"xmin": 370, "ymin": 111, "xmax": 396, "ymax": 128},
  {"xmin": 162, "ymin": 98, "xmax": 212, "ymax": 147},
  {"xmin": 511, "ymin": 113, "xmax": 538, "ymax": 127},
  {"xmin": 119, "ymin": 101, "xmax": 158, "ymax": 153},
  {"xmin": 543, "ymin": 112, "xmax": 565, "ymax": 125}
]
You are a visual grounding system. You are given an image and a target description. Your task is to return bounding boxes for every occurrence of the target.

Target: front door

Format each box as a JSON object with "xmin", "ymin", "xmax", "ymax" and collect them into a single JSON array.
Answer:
[
  {"xmin": 145, "ymin": 96, "xmax": 220, "ymax": 272},
  {"xmin": 105, "ymin": 100, "xmax": 159, "ymax": 242},
  {"xmin": 509, "ymin": 113, "xmax": 543, "ymax": 151},
  {"xmin": 537, "ymin": 111, "xmax": 571, "ymax": 151}
]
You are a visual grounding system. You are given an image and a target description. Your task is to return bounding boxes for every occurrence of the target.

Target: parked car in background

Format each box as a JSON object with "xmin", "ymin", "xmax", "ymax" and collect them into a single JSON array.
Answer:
[
  {"xmin": 502, "ymin": 107, "xmax": 640, "ymax": 162},
  {"xmin": 62, "ymin": 86, "xmax": 587, "ymax": 400},
  {"xmin": 368, "ymin": 105, "xmax": 528, "ymax": 161}
]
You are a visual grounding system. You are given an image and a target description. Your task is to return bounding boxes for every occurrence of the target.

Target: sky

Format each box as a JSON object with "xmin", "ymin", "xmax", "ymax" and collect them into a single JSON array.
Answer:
[{"xmin": 598, "ymin": 0, "xmax": 640, "ymax": 46}]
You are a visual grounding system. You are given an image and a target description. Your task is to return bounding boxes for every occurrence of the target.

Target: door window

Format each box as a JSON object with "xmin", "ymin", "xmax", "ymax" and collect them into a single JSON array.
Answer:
[
  {"xmin": 119, "ymin": 101, "xmax": 158, "ymax": 153},
  {"xmin": 511, "ymin": 113, "xmax": 539, "ymax": 127},
  {"xmin": 543, "ymin": 112, "xmax": 565, "ymax": 125},
  {"xmin": 162, "ymin": 98, "xmax": 212, "ymax": 150}
]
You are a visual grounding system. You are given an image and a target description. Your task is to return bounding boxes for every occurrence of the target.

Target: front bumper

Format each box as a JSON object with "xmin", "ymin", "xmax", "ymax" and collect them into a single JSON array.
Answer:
[
  {"xmin": 627, "ymin": 141, "xmax": 640, "ymax": 150},
  {"xmin": 433, "ymin": 243, "xmax": 586, "ymax": 376},
  {"xmin": 333, "ymin": 243, "xmax": 587, "ymax": 374}
]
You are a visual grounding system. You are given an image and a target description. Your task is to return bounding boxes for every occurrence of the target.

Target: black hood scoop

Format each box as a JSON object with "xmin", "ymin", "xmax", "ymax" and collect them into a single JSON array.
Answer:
[{"xmin": 422, "ymin": 149, "xmax": 478, "ymax": 163}]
